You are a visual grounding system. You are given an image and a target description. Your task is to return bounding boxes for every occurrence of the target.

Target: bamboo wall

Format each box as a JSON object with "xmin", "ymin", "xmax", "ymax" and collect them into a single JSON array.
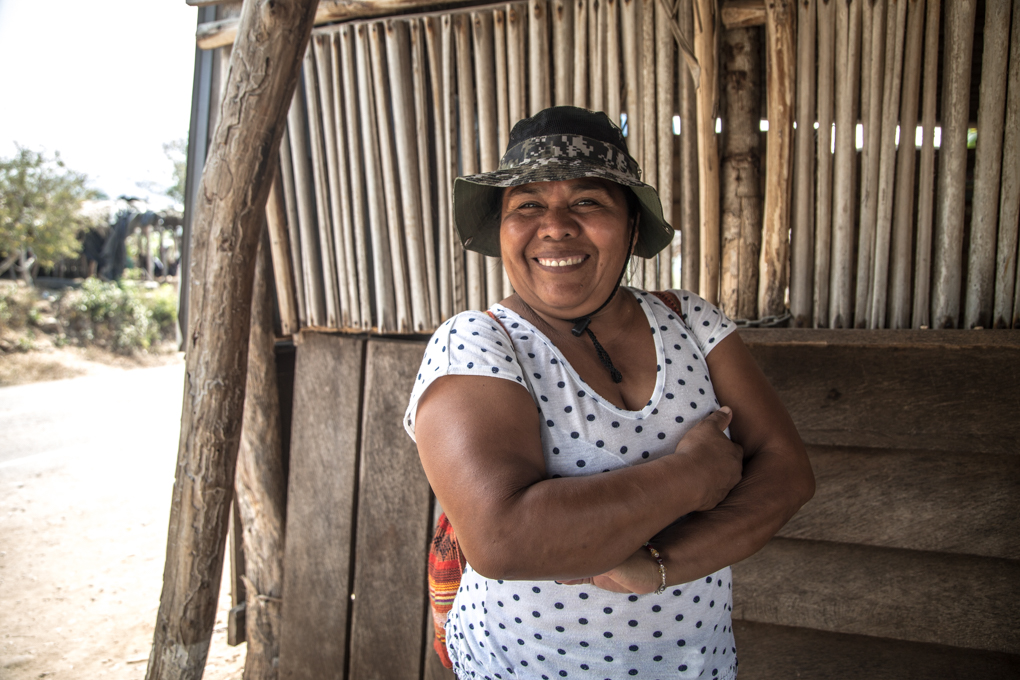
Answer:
[{"xmin": 260, "ymin": 0, "xmax": 1020, "ymax": 334}]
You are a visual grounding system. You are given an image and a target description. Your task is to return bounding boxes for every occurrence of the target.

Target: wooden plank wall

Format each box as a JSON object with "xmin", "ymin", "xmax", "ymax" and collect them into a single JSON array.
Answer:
[{"xmin": 278, "ymin": 329, "xmax": 1019, "ymax": 679}]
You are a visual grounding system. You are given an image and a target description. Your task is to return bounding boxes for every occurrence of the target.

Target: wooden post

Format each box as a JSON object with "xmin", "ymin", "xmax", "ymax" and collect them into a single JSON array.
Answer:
[
  {"xmin": 339, "ymin": 25, "xmax": 374, "ymax": 330},
  {"xmin": 678, "ymin": 0, "xmax": 699, "ymax": 292},
  {"xmin": 759, "ymin": 0, "xmax": 795, "ymax": 319},
  {"xmin": 474, "ymin": 11, "xmax": 504, "ymax": 308},
  {"xmin": 494, "ymin": 9, "xmax": 516, "ymax": 299},
  {"xmin": 411, "ymin": 20, "xmax": 442, "ymax": 325},
  {"xmin": 813, "ymin": 0, "xmax": 834, "ymax": 327},
  {"xmin": 574, "ymin": 0, "xmax": 589, "ymax": 106},
  {"xmin": 888, "ymin": 0, "xmax": 924, "ymax": 329},
  {"xmin": 829, "ymin": 0, "xmax": 861, "ymax": 328},
  {"xmin": 622, "ymin": 0, "xmax": 640, "ymax": 164},
  {"xmin": 145, "ymin": 1, "xmax": 317, "ymax": 678},
  {"xmin": 278, "ymin": 129, "xmax": 307, "ymax": 327},
  {"xmin": 720, "ymin": 25, "xmax": 763, "ymax": 320},
  {"xmin": 302, "ymin": 46, "xmax": 341, "ymax": 328},
  {"xmin": 994, "ymin": 0, "xmax": 1020, "ymax": 328},
  {"xmin": 655, "ymin": 0, "xmax": 674, "ymax": 291},
  {"xmin": 854, "ymin": 0, "xmax": 885, "ymax": 326},
  {"xmin": 264, "ymin": 162, "xmax": 299, "ymax": 336},
  {"xmin": 606, "ymin": 0, "xmax": 621, "ymax": 125},
  {"xmin": 386, "ymin": 19, "xmax": 431, "ymax": 331},
  {"xmin": 592, "ymin": 0, "xmax": 606, "ymax": 112},
  {"xmin": 694, "ymin": 0, "xmax": 721, "ymax": 304},
  {"xmin": 235, "ymin": 229, "xmax": 287, "ymax": 680},
  {"xmin": 868, "ymin": 0, "xmax": 907, "ymax": 329},
  {"xmin": 931, "ymin": 0, "xmax": 977, "ymax": 328},
  {"xmin": 790, "ymin": 0, "xmax": 816, "ymax": 327},
  {"xmin": 552, "ymin": 0, "xmax": 573, "ymax": 105},
  {"xmin": 529, "ymin": 0, "xmax": 551, "ymax": 113},
  {"xmin": 443, "ymin": 14, "xmax": 467, "ymax": 314},
  {"xmin": 964, "ymin": 0, "xmax": 1012, "ymax": 329},
  {"xmin": 911, "ymin": 0, "xmax": 939, "ymax": 328},
  {"xmin": 455, "ymin": 13, "xmax": 484, "ymax": 310}
]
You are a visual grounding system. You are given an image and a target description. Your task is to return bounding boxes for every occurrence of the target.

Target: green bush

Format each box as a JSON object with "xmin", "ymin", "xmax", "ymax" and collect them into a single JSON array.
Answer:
[{"xmin": 63, "ymin": 279, "xmax": 178, "ymax": 353}]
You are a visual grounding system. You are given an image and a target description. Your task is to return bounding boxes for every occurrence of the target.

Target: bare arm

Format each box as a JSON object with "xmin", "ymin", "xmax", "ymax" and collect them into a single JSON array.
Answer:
[
  {"xmin": 414, "ymin": 373, "xmax": 743, "ymax": 581},
  {"xmin": 575, "ymin": 331, "xmax": 815, "ymax": 592}
]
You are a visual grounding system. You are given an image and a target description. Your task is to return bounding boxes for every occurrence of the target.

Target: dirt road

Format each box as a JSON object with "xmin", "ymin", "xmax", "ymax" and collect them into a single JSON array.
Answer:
[{"xmin": 0, "ymin": 361, "xmax": 246, "ymax": 679}]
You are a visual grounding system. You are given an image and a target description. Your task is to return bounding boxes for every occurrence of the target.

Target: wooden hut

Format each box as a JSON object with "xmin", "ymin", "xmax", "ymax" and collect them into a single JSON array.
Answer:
[{"xmin": 151, "ymin": 1, "xmax": 1019, "ymax": 678}]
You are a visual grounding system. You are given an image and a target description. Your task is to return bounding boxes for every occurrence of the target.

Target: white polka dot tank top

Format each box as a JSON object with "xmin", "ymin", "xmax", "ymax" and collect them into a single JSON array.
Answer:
[{"xmin": 406, "ymin": 288, "xmax": 739, "ymax": 680}]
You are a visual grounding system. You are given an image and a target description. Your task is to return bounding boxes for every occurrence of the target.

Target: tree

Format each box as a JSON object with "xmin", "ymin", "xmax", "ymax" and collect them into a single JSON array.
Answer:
[
  {"xmin": 0, "ymin": 145, "xmax": 101, "ymax": 280},
  {"xmin": 164, "ymin": 139, "xmax": 187, "ymax": 207}
]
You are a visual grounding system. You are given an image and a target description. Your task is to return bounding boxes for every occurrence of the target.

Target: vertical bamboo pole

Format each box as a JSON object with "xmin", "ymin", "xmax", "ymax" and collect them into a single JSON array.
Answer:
[
  {"xmin": 791, "ymin": 0, "xmax": 816, "ymax": 327},
  {"xmin": 474, "ymin": 11, "xmax": 504, "ymax": 308},
  {"xmin": 720, "ymin": 26, "xmax": 763, "ymax": 320},
  {"xmin": 425, "ymin": 16, "xmax": 454, "ymax": 321},
  {"xmin": 411, "ymin": 20, "xmax": 440, "ymax": 327},
  {"xmin": 530, "ymin": 0, "xmax": 552, "ymax": 114},
  {"xmin": 622, "ymin": 0, "xmax": 641, "ymax": 164},
  {"xmin": 574, "ymin": 0, "xmax": 590, "ymax": 107},
  {"xmin": 265, "ymin": 162, "xmax": 299, "ymax": 336},
  {"xmin": 445, "ymin": 14, "xmax": 468, "ymax": 314},
  {"xmin": 494, "ymin": 8, "xmax": 516, "ymax": 299},
  {"xmin": 868, "ymin": 0, "xmax": 907, "ymax": 328},
  {"xmin": 328, "ymin": 33, "xmax": 363, "ymax": 331},
  {"xmin": 340, "ymin": 25, "xmax": 374, "ymax": 330},
  {"xmin": 813, "ymin": 0, "xmax": 835, "ymax": 326},
  {"xmin": 829, "ymin": 0, "xmax": 861, "ymax": 328},
  {"xmin": 931, "ymin": 0, "xmax": 977, "ymax": 328},
  {"xmin": 455, "ymin": 14, "xmax": 485, "ymax": 311},
  {"xmin": 678, "ymin": 0, "xmax": 699, "ymax": 292},
  {"xmin": 854, "ymin": 0, "xmax": 885, "ymax": 326},
  {"xmin": 387, "ymin": 19, "xmax": 431, "ymax": 332},
  {"xmin": 888, "ymin": 0, "xmax": 924, "ymax": 329},
  {"xmin": 592, "ymin": 0, "xmax": 607, "ymax": 112},
  {"xmin": 355, "ymin": 22, "xmax": 396, "ymax": 332},
  {"xmin": 655, "ymin": 0, "xmax": 674, "ymax": 291},
  {"xmin": 508, "ymin": 3, "xmax": 528, "ymax": 125},
  {"xmin": 759, "ymin": 0, "xmax": 796, "ymax": 319},
  {"xmin": 994, "ymin": 0, "xmax": 1020, "ymax": 328},
  {"xmin": 641, "ymin": 0, "xmax": 659, "ymax": 291},
  {"xmin": 606, "ymin": 0, "xmax": 621, "ymax": 125},
  {"xmin": 278, "ymin": 132, "xmax": 307, "ymax": 327},
  {"xmin": 286, "ymin": 82, "xmax": 327, "ymax": 328},
  {"xmin": 302, "ymin": 47, "xmax": 340, "ymax": 328},
  {"xmin": 964, "ymin": 0, "xmax": 1011, "ymax": 328},
  {"xmin": 313, "ymin": 35, "xmax": 351, "ymax": 328},
  {"xmin": 553, "ymin": 0, "xmax": 574, "ymax": 105},
  {"xmin": 911, "ymin": 0, "xmax": 939, "ymax": 328}
]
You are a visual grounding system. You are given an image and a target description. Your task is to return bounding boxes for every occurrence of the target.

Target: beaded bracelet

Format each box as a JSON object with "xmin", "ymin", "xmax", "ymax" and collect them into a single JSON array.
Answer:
[{"xmin": 644, "ymin": 543, "xmax": 667, "ymax": 595}]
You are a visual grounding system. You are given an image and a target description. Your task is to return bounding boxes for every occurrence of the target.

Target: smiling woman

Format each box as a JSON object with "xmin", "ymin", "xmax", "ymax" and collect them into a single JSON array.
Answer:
[{"xmin": 406, "ymin": 107, "xmax": 814, "ymax": 680}]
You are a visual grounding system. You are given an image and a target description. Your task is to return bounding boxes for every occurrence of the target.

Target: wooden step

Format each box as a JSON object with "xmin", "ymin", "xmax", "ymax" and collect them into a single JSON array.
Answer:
[
  {"xmin": 732, "ymin": 537, "xmax": 1020, "ymax": 654},
  {"xmin": 734, "ymin": 620, "xmax": 1020, "ymax": 680}
]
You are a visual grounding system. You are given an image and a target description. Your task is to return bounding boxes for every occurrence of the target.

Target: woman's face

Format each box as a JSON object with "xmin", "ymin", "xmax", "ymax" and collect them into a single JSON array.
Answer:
[{"xmin": 499, "ymin": 177, "xmax": 634, "ymax": 321}]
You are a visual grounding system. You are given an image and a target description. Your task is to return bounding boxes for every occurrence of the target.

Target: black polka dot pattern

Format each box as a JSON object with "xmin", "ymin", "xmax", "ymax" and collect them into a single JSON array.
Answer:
[{"xmin": 404, "ymin": 289, "xmax": 738, "ymax": 679}]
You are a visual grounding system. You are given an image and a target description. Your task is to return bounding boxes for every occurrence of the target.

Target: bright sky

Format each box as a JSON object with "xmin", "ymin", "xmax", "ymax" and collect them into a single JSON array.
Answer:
[{"xmin": 0, "ymin": 0, "xmax": 198, "ymax": 210}]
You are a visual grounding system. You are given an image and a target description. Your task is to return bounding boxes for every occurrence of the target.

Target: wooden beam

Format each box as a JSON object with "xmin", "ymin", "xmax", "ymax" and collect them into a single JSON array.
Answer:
[
  {"xmin": 721, "ymin": 0, "xmax": 765, "ymax": 29},
  {"xmin": 695, "ymin": 0, "xmax": 722, "ymax": 304},
  {"xmin": 197, "ymin": 0, "xmax": 529, "ymax": 49},
  {"xmin": 146, "ymin": 0, "xmax": 319, "ymax": 678}
]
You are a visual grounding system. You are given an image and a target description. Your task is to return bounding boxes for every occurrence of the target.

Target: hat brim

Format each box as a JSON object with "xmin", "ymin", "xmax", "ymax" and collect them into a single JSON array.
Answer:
[{"xmin": 453, "ymin": 159, "xmax": 674, "ymax": 259}]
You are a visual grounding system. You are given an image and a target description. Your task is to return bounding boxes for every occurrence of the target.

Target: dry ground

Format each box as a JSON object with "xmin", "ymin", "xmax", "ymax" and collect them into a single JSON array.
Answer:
[{"xmin": 0, "ymin": 350, "xmax": 247, "ymax": 680}]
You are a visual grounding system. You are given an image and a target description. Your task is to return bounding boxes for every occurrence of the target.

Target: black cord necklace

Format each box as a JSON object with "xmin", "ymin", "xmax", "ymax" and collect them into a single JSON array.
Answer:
[{"xmin": 568, "ymin": 218, "xmax": 638, "ymax": 384}]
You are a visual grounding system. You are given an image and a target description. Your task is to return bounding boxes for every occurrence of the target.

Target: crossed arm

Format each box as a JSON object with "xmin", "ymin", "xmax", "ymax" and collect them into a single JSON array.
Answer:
[{"xmin": 413, "ymin": 332, "xmax": 814, "ymax": 589}]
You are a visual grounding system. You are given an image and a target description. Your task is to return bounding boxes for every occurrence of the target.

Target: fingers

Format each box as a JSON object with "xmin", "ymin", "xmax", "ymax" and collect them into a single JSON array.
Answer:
[{"xmin": 706, "ymin": 405, "xmax": 733, "ymax": 432}]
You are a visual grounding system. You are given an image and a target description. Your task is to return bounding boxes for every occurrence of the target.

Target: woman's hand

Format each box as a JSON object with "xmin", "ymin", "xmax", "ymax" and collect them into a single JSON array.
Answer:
[
  {"xmin": 557, "ymin": 547, "xmax": 663, "ymax": 594},
  {"xmin": 671, "ymin": 406, "xmax": 744, "ymax": 512}
]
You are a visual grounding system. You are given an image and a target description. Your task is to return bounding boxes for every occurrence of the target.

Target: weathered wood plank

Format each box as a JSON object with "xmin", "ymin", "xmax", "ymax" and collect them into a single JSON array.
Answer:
[
  {"xmin": 278, "ymin": 333, "xmax": 365, "ymax": 680},
  {"xmin": 734, "ymin": 620, "xmax": 1020, "ymax": 680},
  {"xmin": 777, "ymin": 445, "xmax": 1020, "ymax": 560},
  {"xmin": 348, "ymin": 339, "xmax": 434, "ymax": 679},
  {"xmin": 732, "ymin": 537, "xmax": 1020, "ymax": 653},
  {"xmin": 740, "ymin": 329, "xmax": 1020, "ymax": 455}
]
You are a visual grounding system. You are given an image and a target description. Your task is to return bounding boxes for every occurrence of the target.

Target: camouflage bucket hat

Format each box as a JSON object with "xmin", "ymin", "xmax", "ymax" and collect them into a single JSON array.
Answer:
[{"xmin": 453, "ymin": 106, "xmax": 674, "ymax": 259}]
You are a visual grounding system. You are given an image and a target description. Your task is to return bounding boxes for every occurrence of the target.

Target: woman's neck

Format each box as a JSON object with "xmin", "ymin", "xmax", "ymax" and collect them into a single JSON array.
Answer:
[{"xmin": 502, "ymin": 288, "xmax": 638, "ymax": 343}]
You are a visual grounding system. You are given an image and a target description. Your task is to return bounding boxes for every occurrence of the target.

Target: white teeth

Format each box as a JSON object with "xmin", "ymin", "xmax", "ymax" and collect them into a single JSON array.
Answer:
[{"xmin": 538, "ymin": 256, "xmax": 584, "ymax": 267}]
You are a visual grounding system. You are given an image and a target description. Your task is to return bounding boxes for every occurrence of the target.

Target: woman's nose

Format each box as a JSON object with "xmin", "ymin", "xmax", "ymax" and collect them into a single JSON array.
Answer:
[{"xmin": 537, "ymin": 207, "xmax": 576, "ymax": 240}]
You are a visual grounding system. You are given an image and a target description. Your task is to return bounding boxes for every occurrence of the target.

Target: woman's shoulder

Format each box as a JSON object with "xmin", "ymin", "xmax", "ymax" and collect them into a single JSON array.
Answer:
[
  {"xmin": 632, "ymin": 287, "xmax": 737, "ymax": 355},
  {"xmin": 404, "ymin": 309, "xmax": 529, "ymax": 440}
]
